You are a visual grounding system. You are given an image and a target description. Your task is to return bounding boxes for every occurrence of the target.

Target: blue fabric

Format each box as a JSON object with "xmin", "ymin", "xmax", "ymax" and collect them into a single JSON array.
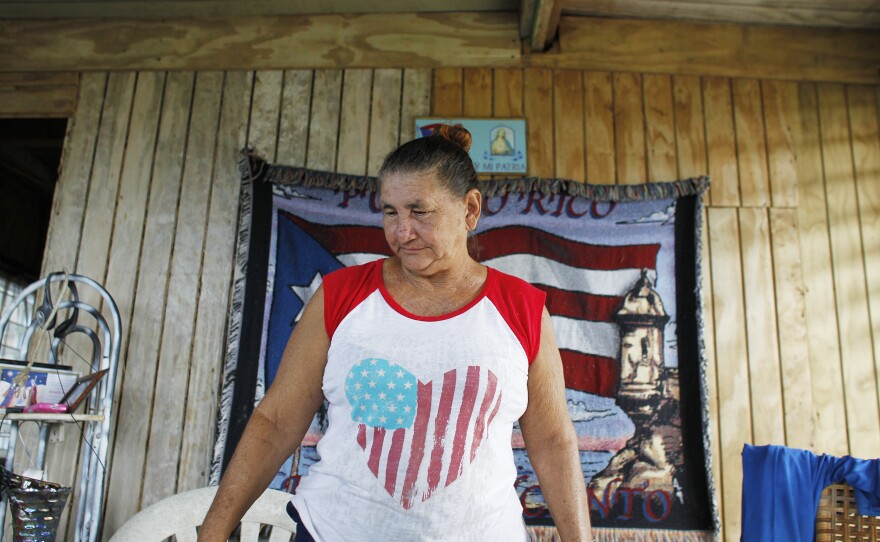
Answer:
[
  {"xmin": 286, "ymin": 501, "xmax": 317, "ymax": 542},
  {"xmin": 741, "ymin": 444, "xmax": 880, "ymax": 541}
]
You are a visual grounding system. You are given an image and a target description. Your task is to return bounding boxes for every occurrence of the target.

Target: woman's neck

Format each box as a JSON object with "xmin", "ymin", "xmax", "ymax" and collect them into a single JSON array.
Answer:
[{"xmin": 383, "ymin": 256, "xmax": 487, "ymax": 317}]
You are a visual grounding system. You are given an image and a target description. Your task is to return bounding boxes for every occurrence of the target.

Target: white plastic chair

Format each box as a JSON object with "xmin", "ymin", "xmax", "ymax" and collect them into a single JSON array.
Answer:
[{"xmin": 109, "ymin": 486, "xmax": 297, "ymax": 542}]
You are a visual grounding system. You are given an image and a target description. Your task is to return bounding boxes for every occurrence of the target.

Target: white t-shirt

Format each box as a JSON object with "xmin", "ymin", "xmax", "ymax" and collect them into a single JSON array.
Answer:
[{"xmin": 291, "ymin": 259, "xmax": 545, "ymax": 541}]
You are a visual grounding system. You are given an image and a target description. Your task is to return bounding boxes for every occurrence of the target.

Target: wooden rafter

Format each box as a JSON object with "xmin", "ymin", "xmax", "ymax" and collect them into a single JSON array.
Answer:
[
  {"xmin": 519, "ymin": 0, "xmax": 536, "ymax": 39},
  {"xmin": 0, "ymin": 14, "xmax": 877, "ymax": 84},
  {"xmin": 528, "ymin": 0, "xmax": 564, "ymax": 51},
  {"xmin": 0, "ymin": 13, "xmax": 521, "ymax": 72}
]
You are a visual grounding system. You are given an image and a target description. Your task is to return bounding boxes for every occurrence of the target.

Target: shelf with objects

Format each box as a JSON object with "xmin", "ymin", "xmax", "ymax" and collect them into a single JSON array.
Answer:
[{"xmin": 0, "ymin": 271, "xmax": 120, "ymax": 542}]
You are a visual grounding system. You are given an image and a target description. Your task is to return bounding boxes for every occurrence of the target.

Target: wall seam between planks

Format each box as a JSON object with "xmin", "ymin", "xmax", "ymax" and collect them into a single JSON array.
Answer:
[
  {"xmin": 814, "ymin": 82, "xmax": 852, "ymax": 456},
  {"xmin": 127, "ymin": 70, "xmax": 170, "ymax": 513}
]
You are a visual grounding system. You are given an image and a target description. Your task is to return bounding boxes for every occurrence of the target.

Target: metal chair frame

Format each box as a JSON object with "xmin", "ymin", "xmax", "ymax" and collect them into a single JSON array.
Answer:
[{"xmin": 0, "ymin": 272, "xmax": 121, "ymax": 542}]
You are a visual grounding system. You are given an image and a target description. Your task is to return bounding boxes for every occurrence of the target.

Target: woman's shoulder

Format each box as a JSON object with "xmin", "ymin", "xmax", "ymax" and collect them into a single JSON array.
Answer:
[
  {"xmin": 323, "ymin": 259, "xmax": 385, "ymax": 338},
  {"xmin": 483, "ymin": 265, "xmax": 546, "ymax": 363},
  {"xmin": 324, "ymin": 258, "xmax": 383, "ymax": 287},
  {"xmin": 485, "ymin": 265, "xmax": 545, "ymax": 300}
]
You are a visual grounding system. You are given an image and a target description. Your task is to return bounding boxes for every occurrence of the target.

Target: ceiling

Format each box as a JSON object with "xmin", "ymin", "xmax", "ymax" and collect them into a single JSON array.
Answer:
[{"xmin": 0, "ymin": 0, "xmax": 877, "ymax": 29}]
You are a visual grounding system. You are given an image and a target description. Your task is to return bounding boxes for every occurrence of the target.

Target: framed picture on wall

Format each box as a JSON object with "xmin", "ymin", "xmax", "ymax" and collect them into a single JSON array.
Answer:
[{"xmin": 415, "ymin": 118, "xmax": 528, "ymax": 174}]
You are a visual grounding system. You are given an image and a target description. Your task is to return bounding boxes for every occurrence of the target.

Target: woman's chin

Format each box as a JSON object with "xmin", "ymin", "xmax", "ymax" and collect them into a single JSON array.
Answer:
[{"xmin": 397, "ymin": 251, "xmax": 437, "ymax": 273}]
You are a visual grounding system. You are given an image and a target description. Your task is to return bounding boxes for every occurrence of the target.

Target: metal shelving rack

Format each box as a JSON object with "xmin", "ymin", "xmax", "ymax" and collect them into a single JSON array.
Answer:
[{"xmin": 0, "ymin": 272, "xmax": 120, "ymax": 542}]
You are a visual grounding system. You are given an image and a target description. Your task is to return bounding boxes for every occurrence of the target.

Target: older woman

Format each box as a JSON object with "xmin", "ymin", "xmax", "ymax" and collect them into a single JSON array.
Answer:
[{"xmin": 199, "ymin": 125, "xmax": 592, "ymax": 541}]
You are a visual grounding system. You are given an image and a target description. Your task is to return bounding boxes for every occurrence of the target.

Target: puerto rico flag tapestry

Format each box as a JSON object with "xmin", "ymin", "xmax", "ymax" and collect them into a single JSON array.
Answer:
[{"xmin": 214, "ymin": 152, "xmax": 717, "ymax": 541}]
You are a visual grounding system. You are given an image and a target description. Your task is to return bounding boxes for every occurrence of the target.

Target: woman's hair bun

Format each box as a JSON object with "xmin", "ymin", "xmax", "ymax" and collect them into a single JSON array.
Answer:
[{"xmin": 432, "ymin": 123, "xmax": 472, "ymax": 152}]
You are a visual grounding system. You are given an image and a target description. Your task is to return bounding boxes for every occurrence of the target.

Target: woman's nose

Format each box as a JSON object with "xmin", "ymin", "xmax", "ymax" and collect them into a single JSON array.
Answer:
[{"xmin": 396, "ymin": 217, "xmax": 415, "ymax": 240}]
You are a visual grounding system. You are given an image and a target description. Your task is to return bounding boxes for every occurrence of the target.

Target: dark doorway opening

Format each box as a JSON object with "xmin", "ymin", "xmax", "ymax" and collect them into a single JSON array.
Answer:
[{"xmin": 0, "ymin": 118, "xmax": 68, "ymax": 283}]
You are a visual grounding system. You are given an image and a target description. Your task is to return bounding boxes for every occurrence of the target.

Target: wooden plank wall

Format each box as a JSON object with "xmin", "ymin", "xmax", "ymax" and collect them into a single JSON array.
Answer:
[{"xmin": 36, "ymin": 68, "xmax": 880, "ymax": 541}]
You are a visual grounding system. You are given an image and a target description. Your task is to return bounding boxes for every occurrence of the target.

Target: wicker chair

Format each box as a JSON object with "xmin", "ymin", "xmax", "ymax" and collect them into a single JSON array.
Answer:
[
  {"xmin": 109, "ymin": 486, "xmax": 296, "ymax": 542},
  {"xmin": 815, "ymin": 483, "xmax": 880, "ymax": 542}
]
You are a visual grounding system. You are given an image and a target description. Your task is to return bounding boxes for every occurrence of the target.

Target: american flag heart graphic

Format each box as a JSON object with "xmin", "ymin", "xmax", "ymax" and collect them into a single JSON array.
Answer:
[{"xmin": 346, "ymin": 358, "xmax": 502, "ymax": 509}]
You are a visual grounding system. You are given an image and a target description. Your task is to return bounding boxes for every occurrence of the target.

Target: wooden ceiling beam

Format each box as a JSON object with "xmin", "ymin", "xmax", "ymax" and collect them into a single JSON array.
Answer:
[
  {"xmin": 528, "ymin": 0, "xmax": 564, "ymax": 51},
  {"xmin": 0, "ymin": 14, "xmax": 877, "ymax": 84},
  {"xmin": 0, "ymin": 72, "xmax": 78, "ymax": 117},
  {"xmin": 524, "ymin": 16, "xmax": 880, "ymax": 84},
  {"xmin": 562, "ymin": 0, "xmax": 880, "ymax": 29},
  {"xmin": 519, "ymin": 0, "xmax": 536, "ymax": 39},
  {"xmin": 0, "ymin": 13, "xmax": 521, "ymax": 72},
  {"xmin": 0, "ymin": 0, "xmax": 519, "ymax": 19}
]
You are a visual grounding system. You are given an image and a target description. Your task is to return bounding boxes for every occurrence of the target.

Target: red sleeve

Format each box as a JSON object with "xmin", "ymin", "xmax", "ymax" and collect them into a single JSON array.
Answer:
[
  {"xmin": 323, "ymin": 259, "xmax": 383, "ymax": 339},
  {"xmin": 484, "ymin": 268, "xmax": 547, "ymax": 364}
]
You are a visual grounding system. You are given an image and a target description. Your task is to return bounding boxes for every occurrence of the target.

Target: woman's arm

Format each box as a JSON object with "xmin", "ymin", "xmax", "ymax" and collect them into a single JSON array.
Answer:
[
  {"xmin": 519, "ymin": 307, "xmax": 592, "ymax": 541},
  {"xmin": 197, "ymin": 286, "xmax": 330, "ymax": 541}
]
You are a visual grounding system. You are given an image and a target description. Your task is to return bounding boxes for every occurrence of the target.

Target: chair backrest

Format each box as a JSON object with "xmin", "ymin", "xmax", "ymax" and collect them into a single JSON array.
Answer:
[
  {"xmin": 815, "ymin": 483, "xmax": 880, "ymax": 542},
  {"xmin": 108, "ymin": 486, "xmax": 296, "ymax": 542}
]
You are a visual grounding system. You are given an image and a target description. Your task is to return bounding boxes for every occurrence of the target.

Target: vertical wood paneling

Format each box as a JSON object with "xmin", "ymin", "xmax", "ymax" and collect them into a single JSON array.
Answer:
[
  {"xmin": 489, "ymin": 68, "xmax": 520, "ymax": 170},
  {"xmin": 46, "ymin": 72, "xmax": 134, "ymax": 539},
  {"xmin": 493, "ymin": 68, "xmax": 523, "ymax": 118},
  {"xmin": 432, "ymin": 68, "xmax": 462, "ymax": 117},
  {"xmin": 523, "ymin": 68, "xmax": 554, "ymax": 177},
  {"xmin": 336, "ymin": 69, "xmax": 372, "ymax": 175},
  {"xmin": 248, "ymin": 71, "xmax": 283, "ymax": 161},
  {"xmin": 65, "ymin": 73, "xmax": 134, "ymax": 385},
  {"xmin": 119, "ymin": 73, "xmax": 197, "ymax": 513},
  {"xmin": 643, "ymin": 74, "xmax": 677, "ymax": 182},
  {"xmin": 672, "ymin": 75, "xmax": 708, "ymax": 182},
  {"xmin": 142, "ymin": 71, "xmax": 223, "ymax": 507},
  {"xmin": 613, "ymin": 72, "xmax": 646, "ymax": 184},
  {"xmin": 178, "ymin": 71, "xmax": 254, "ymax": 493},
  {"xmin": 817, "ymin": 83, "xmax": 880, "ymax": 458},
  {"xmin": 708, "ymin": 207, "xmax": 751, "ymax": 542},
  {"xmin": 704, "ymin": 77, "xmax": 740, "ymax": 207},
  {"xmin": 400, "ymin": 69, "xmax": 431, "ymax": 144},
  {"xmin": 553, "ymin": 69, "xmax": 585, "ymax": 181},
  {"xmin": 40, "ymin": 72, "xmax": 107, "ymax": 275},
  {"xmin": 276, "ymin": 70, "xmax": 313, "ymax": 167},
  {"xmin": 73, "ymin": 72, "xmax": 135, "ymax": 305},
  {"xmin": 847, "ymin": 86, "xmax": 880, "ymax": 418},
  {"xmin": 584, "ymin": 71, "xmax": 615, "ymax": 184},
  {"xmin": 733, "ymin": 79, "xmax": 771, "ymax": 207},
  {"xmin": 739, "ymin": 207, "xmax": 785, "ymax": 445},
  {"xmin": 770, "ymin": 208, "xmax": 816, "ymax": 450},
  {"xmin": 100, "ymin": 71, "xmax": 167, "ymax": 537},
  {"xmin": 367, "ymin": 69, "xmax": 403, "ymax": 176},
  {"xmin": 306, "ymin": 70, "xmax": 342, "ymax": 171},
  {"xmin": 463, "ymin": 68, "xmax": 493, "ymax": 117},
  {"xmin": 762, "ymin": 80, "xmax": 800, "ymax": 207},
  {"xmin": 795, "ymin": 83, "xmax": 849, "ymax": 456}
]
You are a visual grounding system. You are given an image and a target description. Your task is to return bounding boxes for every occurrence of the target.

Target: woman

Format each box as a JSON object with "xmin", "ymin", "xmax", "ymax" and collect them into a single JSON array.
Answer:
[{"xmin": 198, "ymin": 125, "xmax": 592, "ymax": 541}]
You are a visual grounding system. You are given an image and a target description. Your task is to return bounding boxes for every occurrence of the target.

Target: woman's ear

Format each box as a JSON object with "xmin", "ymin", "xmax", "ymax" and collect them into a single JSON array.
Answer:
[{"xmin": 464, "ymin": 188, "xmax": 482, "ymax": 231}]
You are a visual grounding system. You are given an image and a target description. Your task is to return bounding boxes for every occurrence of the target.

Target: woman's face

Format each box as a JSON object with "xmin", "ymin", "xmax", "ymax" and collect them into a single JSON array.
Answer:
[{"xmin": 379, "ymin": 172, "xmax": 480, "ymax": 275}]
